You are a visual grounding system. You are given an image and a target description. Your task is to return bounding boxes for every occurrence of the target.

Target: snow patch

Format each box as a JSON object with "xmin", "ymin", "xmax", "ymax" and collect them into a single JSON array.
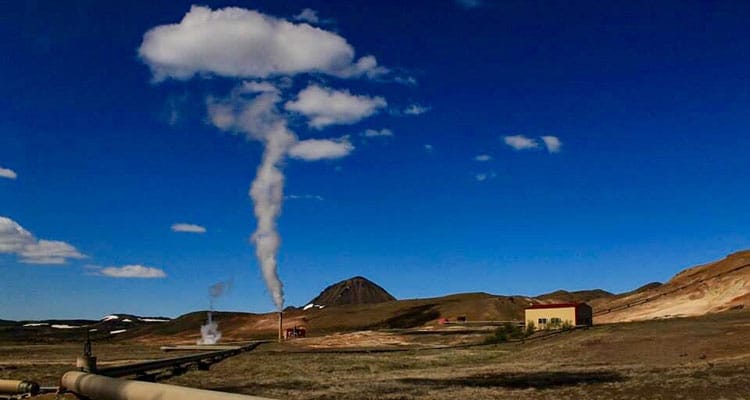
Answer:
[
  {"xmin": 109, "ymin": 329, "xmax": 127, "ymax": 335},
  {"xmin": 139, "ymin": 318, "xmax": 169, "ymax": 322},
  {"xmin": 101, "ymin": 315, "xmax": 119, "ymax": 321},
  {"xmin": 122, "ymin": 319, "xmax": 133, "ymax": 323},
  {"xmin": 51, "ymin": 324, "xmax": 80, "ymax": 329},
  {"xmin": 23, "ymin": 323, "xmax": 49, "ymax": 327},
  {"xmin": 303, "ymin": 303, "xmax": 325, "ymax": 311}
]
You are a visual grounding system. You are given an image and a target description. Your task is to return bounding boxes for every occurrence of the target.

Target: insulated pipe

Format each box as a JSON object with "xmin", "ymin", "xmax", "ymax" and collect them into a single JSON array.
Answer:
[
  {"xmin": 61, "ymin": 371, "xmax": 276, "ymax": 400},
  {"xmin": 0, "ymin": 379, "xmax": 40, "ymax": 395}
]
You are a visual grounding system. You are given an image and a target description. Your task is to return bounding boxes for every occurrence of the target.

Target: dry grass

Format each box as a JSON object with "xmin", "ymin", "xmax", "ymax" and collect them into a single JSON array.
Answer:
[
  {"xmin": 167, "ymin": 342, "xmax": 749, "ymax": 400},
  {"xmin": 0, "ymin": 343, "xmax": 165, "ymax": 384},
  {"xmin": 4, "ymin": 311, "xmax": 750, "ymax": 400}
]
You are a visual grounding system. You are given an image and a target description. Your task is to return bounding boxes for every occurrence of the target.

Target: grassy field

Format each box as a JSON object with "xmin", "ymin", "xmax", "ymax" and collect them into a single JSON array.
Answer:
[
  {"xmin": 2, "ymin": 310, "xmax": 749, "ymax": 400},
  {"xmin": 0, "ymin": 343, "xmax": 166, "ymax": 385}
]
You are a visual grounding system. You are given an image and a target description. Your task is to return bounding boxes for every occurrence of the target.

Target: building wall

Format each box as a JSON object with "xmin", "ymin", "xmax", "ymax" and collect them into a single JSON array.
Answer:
[
  {"xmin": 525, "ymin": 307, "xmax": 577, "ymax": 329},
  {"xmin": 575, "ymin": 304, "xmax": 593, "ymax": 326}
]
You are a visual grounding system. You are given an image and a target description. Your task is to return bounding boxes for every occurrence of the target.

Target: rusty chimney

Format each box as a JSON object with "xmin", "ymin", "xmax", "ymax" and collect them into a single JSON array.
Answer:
[{"xmin": 278, "ymin": 311, "xmax": 283, "ymax": 342}]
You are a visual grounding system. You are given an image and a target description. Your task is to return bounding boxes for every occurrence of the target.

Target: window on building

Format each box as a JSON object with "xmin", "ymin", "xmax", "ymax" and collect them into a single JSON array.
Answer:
[
  {"xmin": 538, "ymin": 318, "xmax": 547, "ymax": 325},
  {"xmin": 551, "ymin": 318, "xmax": 562, "ymax": 324}
]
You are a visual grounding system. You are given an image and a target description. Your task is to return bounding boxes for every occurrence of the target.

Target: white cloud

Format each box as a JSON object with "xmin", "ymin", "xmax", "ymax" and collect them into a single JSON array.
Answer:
[
  {"xmin": 362, "ymin": 128, "xmax": 393, "ymax": 137},
  {"xmin": 171, "ymin": 223, "xmax": 207, "ymax": 233},
  {"xmin": 0, "ymin": 217, "xmax": 32, "ymax": 253},
  {"xmin": 503, "ymin": 135, "xmax": 539, "ymax": 151},
  {"xmin": 142, "ymin": 5, "xmax": 394, "ymax": 311},
  {"xmin": 240, "ymin": 80, "xmax": 278, "ymax": 94},
  {"xmin": 404, "ymin": 104, "xmax": 430, "ymax": 115},
  {"xmin": 0, "ymin": 167, "xmax": 17, "ymax": 180},
  {"xmin": 475, "ymin": 172, "xmax": 497, "ymax": 182},
  {"xmin": 289, "ymin": 138, "xmax": 354, "ymax": 161},
  {"xmin": 96, "ymin": 264, "xmax": 167, "ymax": 279},
  {"xmin": 285, "ymin": 85, "xmax": 386, "ymax": 129},
  {"xmin": 0, "ymin": 217, "xmax": 85, "ymax": 265},
  {"xmin": 474, "ymin": 154, "xmax": 492, "ymax": 161},
  {"xmin": 424, "ymin": 144, "xmax": 434, "ymax": 152},
  {"xmin": 19, "ymin": 240, "xmax": 86, "ymax": 265},
  {"xmin": 541, "ymin": 136, "xmax": 562, "ymax": 153},
  {"xmin": 456, "ymin": 0, "xmax": 483, "ymax": 8},
  {"xmin": 293, "ymin": 8, "xmax": 319, "ymax": 24},
  {"xmin": 285, "ymin": 194, "xmax": 324, "ymax": 201},
  {"xmin": 502, "ymin": 135, "xmax": 562, "ymax": 153},
  {"xmin": 394, "ymin": 76, "xmax": 418, "ymax": 86},
  {"xmin": 139, "ymin": 6, "xmax": 385, "ymax": 81}
]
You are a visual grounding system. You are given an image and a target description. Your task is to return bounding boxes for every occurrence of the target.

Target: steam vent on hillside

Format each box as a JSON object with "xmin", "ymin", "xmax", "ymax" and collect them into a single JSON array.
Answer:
[{"xmin": 306, "ymin": 276, "xmax": 396, "ymax": 308}]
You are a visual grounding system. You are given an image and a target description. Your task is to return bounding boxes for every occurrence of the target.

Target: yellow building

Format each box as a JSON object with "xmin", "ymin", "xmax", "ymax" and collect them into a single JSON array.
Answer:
[{"xmin": 525, "ymin": 303, "xmax": 593, "ymax": 330}]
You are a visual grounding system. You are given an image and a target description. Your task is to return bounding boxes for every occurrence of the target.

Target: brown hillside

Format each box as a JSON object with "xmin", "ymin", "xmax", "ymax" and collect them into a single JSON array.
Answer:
[
  {"xmin": 117, "ymin": 292, "xmax": 539, "ymax": 344},
  {"xmin": 307, "ymin": 276, "xmax": 396, "ymax": 307},
  {"xmin": 10, "ymin": 251, "xmax": 748, "ymax": 344},
  {"xmin": 537, "ymin": 289, "xmax": 614, "ymax": 303},
  {"xmin": 593, "ymin": 250, "xmax": 750, "ymax": 323}
]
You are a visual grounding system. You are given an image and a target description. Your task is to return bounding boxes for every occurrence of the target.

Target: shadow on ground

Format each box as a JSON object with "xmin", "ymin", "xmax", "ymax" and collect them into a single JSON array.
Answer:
[
  {"xmin": 374, "ymin": 304, "xmax": 441, "ymax": 329},
  {"xmin": 400, "ymin": 370, "xmax": 625, "ymax": 389}
]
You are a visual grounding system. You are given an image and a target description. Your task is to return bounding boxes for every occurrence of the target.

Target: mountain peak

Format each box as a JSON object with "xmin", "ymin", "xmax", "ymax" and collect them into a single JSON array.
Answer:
[{"xmin": 307, "ymin": 276, "xmax": 396, "ymax": 307}]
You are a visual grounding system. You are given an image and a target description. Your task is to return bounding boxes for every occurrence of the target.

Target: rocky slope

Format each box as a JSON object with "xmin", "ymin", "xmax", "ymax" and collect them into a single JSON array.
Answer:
[{"xmin": 592, "ymin": 250, "xmax": 750, "ymax": 323}]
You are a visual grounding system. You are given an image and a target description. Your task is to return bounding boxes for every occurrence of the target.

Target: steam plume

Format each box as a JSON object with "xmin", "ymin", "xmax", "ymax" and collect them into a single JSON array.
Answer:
[
  {"xmin": 198, "ymin": 312, "xmax": 221, "ymax": 345},
  {"xmin": 208, "ymin": 86, "xmax": 296, "ymax": 310},
  {"xmin": 199, "ymin": 279, "xmax": 232, "ymax": 345},
  {"xmin": 140, "ymin": 6, "xmax": 383, "ymax": 315},
  {"xmin": 250, "ymin": 130, "xmax": 294, "ymax": 310}
]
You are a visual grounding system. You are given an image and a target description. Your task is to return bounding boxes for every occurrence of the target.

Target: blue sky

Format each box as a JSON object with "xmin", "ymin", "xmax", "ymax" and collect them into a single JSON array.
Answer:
[{"xmin": 1, "ymin": 1, "xmax": 749, "ymax": 320}]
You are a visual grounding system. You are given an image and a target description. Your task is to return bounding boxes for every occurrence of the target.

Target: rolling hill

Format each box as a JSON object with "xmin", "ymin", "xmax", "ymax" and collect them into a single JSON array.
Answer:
[
  {"xmin": 0, "ymin": 314, "xmax": 170, "ymax": 343},
  {"xmin": 536, "ymin": 289, "xmax": 615, "ymax": 303},
  {"xmin": 4, "ymin": 250, "xmax": 748, "ymax": 343},
  {"xmin": 128, "ymin": 250, "xmax": 749, "ymax": 343}
]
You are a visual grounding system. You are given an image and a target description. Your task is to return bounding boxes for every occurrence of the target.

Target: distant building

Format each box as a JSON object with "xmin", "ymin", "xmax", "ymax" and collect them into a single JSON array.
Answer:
[
  {"xmin": 285, "ymin": 326, "xmax": 306, "ymax": 339},
  {"xmin": 525, "ymin": 303, "xmax": 593, "ymax": 329}
]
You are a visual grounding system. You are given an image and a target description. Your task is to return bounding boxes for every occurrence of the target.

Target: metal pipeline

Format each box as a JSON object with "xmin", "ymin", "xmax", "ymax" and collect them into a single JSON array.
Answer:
[
  {"xmin": 61, "ymin": 371, "xmax": 276, "ymax": 400},
  {"xmin": 278, "ymin": 311, "xmax": 283, "ymax": 342},
  {"xmin": 0, "ymin": 379, "xmax": 40, "ymax": 396}
]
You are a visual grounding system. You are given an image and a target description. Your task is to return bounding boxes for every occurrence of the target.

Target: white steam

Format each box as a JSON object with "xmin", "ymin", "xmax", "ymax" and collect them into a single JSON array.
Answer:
[
  {"xmin": 208, "ymin": 85, "xmax": 356, "ymax": 310},
  {"xmin": 198, "ymin": 279, "xmax": 233, "ymax": 344},
  {"xmin": 198, "ymin": 312, "xmax": 221, "ymax": 345},
  {"xmin": 250, "ymin": 128, "xmax": 295, "ymax": 310},
  {"xmin": 208, "ymin": 86, "xmax": 296, "ymax": 310}
]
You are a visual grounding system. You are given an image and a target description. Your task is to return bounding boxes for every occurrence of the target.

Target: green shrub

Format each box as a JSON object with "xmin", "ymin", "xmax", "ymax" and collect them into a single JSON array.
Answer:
[
  {"xmin": 484, "ymin": 322, "xmax": 525, "ymax": 344},
  {"xmin": 524, "ymin": 321, "xmax": 536, "ymax": 336}
]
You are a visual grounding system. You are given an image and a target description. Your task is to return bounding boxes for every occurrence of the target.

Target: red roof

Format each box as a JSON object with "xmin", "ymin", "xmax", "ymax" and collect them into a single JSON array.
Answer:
[{"xmin": 525, "ymin": 302, "xmax": 584, "ymax": 310}]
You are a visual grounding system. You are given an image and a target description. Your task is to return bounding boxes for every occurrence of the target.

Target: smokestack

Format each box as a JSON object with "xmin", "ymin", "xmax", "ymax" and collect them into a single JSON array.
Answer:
[{"xmin": 278, "ymin": 312, "xmax": 283, "ymax": 342}]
